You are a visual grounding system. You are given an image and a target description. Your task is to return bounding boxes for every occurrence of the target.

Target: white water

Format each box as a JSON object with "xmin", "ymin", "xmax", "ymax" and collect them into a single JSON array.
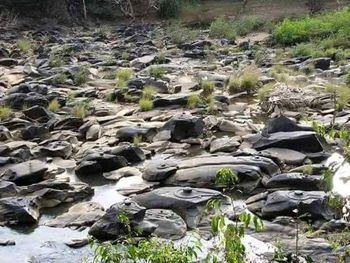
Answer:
[{"xmin": 326, "ymin": 152, "xmax": 350, "ymax": 197}]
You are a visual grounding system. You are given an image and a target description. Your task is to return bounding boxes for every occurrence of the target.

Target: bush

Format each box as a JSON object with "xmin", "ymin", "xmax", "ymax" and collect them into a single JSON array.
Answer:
[
  {"xmin": 209, "ymin": 16, "xmax": 236, "ymax": 41},
  {"xmin": 50, "ymin": 73, "xmax": 67, "ymax": 85},
  {"xmin": 116, "ymin": 68, "xmax": 132, "ymax": 87},
  {"xmin": 17, "ymin": 38, "xmax": 33, "ymax": 54},
  {"xmin": 72, "ymin": 66, "xmax": 89, "ymax": 86},
  {"xmin": 142, "ymin": 86, "xmax": 156, "ymax": 100},
  {"xmin": 159, "ymin": 0, "xmax": 180, "ymax": 19},
  {"xmin": 290, "ymin": 43, "xmax": 313, "ymax": 57},
  {"xmin": 0, "ymin": 106, "xmax": 12, "ymax": 121},
  {"xmin": 273, "ymin": 8, "xmax": 350, "ymax": 46},
  {"xmin": 139, "ymin": 98, "xmax": 154, "ymax": 111},
  {"xmin": 186, "ymin": 94, "xmax": 201, "ymax": 109},
  {"xmin": 48, "ymin": 98, "xmax": 60, "ymax": 112},
  {"xmin": 346, "ymin": 71, "xmax": 350, "ymax": 87},
  {"xmin": 229, "ymin": 66, "xmax": 260, "ymax": 94},
  {"xmin": 233, "ymin": 16, "xmax": 265, "ymax": 36},
  {"xmin": 149, "ymin": 66, "xmax": 165, "ymax": 79},
  {"xmin": 200, "ymin": 79, "xmax": 214, "ymax": 97},
  {"xmin": 215, "ymin": 168, "xmax": 239, "ymax": 188},
  {"xmin": 72, "ymin": 103, "xmax": 87, "ymax": 119},
  {"xmin": 48, "ymin": 54, "xmax": 64, "ymax": 67},
  {"xmin": 257, "ymin": 83, "xmax": 274, "ymax": 101},
  {"xmin": 166, "ymin": 23, "xmax": 198, "ymax": 44}
]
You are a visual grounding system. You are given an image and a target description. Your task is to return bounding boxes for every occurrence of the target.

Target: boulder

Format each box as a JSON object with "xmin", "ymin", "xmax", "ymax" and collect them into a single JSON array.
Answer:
[
  {"xmin": 0, "ymin": 181, "xmax": 19, "ymax": 198},
  {"xmin": 160, "ymin": 112, "xmax": 204, "ymax": 142},
  {"xmin": 103, "ymin": 167, "xmax": 142, "ymax": 181},
  {"xmin": 132, "ymin": 187, "xmax": 223, "ymax": 228},
  {"xmin": 262, "ymin": 116, "xmax": 313, "ymax": 135},
  {"xmin": 1, "ymin": 160, "xmax": 48, "ymax": 186},
  {"xmin": 209, "ymin": 137, "xmax": 240, "ymax": 153},
  {"xmin": 142, "ymin": 159, "xmax": 178, "ymax": 181},
  {"xmin": 108, "ymin": 143, "xmax": 145, "ymax": 163},
  {"xmin": 260, "ymin": 148, "xmax": 306, "ymax": 165},
  {"xmin": 39, "ymin": 141, "xmax": 73, "ymax": 159},
  {"xmin": 116, "ymin": 126, "xmax": 157, "ymax": 142},
  {"xmin": 265, "ymin": 173, "xmax": 321, "ymax": 190},
  {"xmin": 46, "ymin": 202, "xmax": 104, "ymax": 227}
]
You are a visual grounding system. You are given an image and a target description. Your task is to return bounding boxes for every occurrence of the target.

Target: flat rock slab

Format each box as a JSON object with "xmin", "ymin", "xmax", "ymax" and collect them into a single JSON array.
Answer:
[
  {"xmin": 46, "ymin": 202, "xmax": 104, "ymax": 228},
  {"xmin": 260, "ymin": 147, "xmax": 306, "ymax": 165}
]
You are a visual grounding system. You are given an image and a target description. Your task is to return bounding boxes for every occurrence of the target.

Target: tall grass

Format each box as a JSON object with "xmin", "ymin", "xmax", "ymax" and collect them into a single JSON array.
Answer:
[{"xmin": 159, "ymin": 0, "xmax": 180, "ymax": 19}]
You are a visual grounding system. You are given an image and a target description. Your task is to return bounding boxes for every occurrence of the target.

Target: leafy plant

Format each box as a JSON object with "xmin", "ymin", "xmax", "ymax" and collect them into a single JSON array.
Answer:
[
  {"xmin": 209, "ymin": 16, "xmax": 236, "ymax": 41},
  {"xmin": 215, "ymin": 168, "xmax": 239, "ymax": 189},
  {"xmin": 273, "ymin": 239, "xmax": 285, "ymax": 260},
  {"xmin": 166, "ymin": 23, "xmax": 198, "ymax": 45}
]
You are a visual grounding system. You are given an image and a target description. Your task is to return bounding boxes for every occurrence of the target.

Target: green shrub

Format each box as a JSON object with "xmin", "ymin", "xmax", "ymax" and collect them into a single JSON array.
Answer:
[
  {"xmin": 166, "ymin": 23, "xmax": 198, "ymax": 44},
  {"xmin": 229, "ymin": 66, "xmax": 260, "ymax": 94},
  {"xmin": 200, "ymin": 79, "xmax": 214, "ymax": 97},
  {"xmin": 186, "ymin": 94, "xmax": 201, "ymax": 109},
  {"xmin": 67, "ymin": 90, "xmax": 76, "ymax": 102},
  {"xmin": 139, "ymin": 98, "xmax": 154, "ymax": 111},
  {"xmin": 142, "ymin": 86, "xmax": 156, "ymax": 100},
  {"xmin": 209, "ymin": 16, "xmax": 236, "ymax": 41},
  {"xmin": 159, "ymin": 0, "xmax": 180, "ymax": 19},
  {"xmin": 233, "ymin": 16, "xmax": 265, "ymax": 36},
  {"xmin": 346, "ymin": 71, "xmax": 350, "ymax": 86},
  {"xmin": 17, "ymin": 38, "xmax": 33, "ymax": 54},
  {"xmin": 47, "ymin": 98, "xmax": 60, "ymax": 112},
  {"xmin": 72, "ymin": 66, "xmax": 89, "ymax": 86},
  {"xmin": 149, "ymin": 66, "xmax": 165, "ymax": 79},
  {"xmin": 116, "ymin": 68, "xmax": 132, "ymax": 87},
  {"xmin": 215, "ymin": 168, "xmax": 239, "ymax": 188},
  {"xmin": 50, "ymin": 73, "xmax": 67, "ymax": 85},
  {"xmin": 228, "ymin": 78, "xmax": 241, "ymax": 94},
  {"xmin": 105, "ymin": 90, "xmax": 115, "ymax": 102},
  {"xmin": 72, "ymin": 103, "xmax": 87, "ymax": 119},
  {"xmin": 336, "ymin": 86, "xmax": 350, "ymax": 110},
  {"xmin": 0, "ymin": 106, "xmax": 12, "ymax": 121},
  {"xmin": 48, "ymin": 54, "xmax": 64, "ymax": 67},
  {"xmin": 121, "ymin": 52, "xmax": 129, "ymax": 60},
  {"xmin": 273, "ymin": 8, "xmax": 350, "ymax": 46},
  {"xmin": 257, "ymin": 83, "xmax": 274, "ymax": 101},
  {"xmin": 290, "ymin": 43, "xmax": 313, "ymax": 57}
]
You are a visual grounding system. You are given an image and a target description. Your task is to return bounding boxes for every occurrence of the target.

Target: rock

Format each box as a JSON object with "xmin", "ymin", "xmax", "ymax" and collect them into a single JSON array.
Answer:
[
  {"xmin": 0, "ymin": 181, "xmax": 19, "ymax": 198},
  {"xmin": 130, "ymin": 55, "xmax": 155, "ymax": 69},
  {"xmin": 209, "ymin": 137, "xmax": 240, "ymax": 153},
  {"xmin": 262, "ymin": 116, "xmax": 313, "ymax": 135},
  {"xmin": 64, "ymin": 238, "xmax": 88, "ymax": 248},
  {"xmin": 0, "ymin": 126, "xmax": 11, "ymax": 141},
  {"xmin": 153, "ymin": 94, "xmax": 188, "ymax": 107},
  {"xmin": 250, "ymin": 131, "xmax": 323, "ymax": 153},
  {"xmin": 1, "ymin": 160, "xmax": 48, "ymax": 186},
  {"xmin": 86, "ymin": 124, "xmax": 103, "ymax": 141},
  {"xmin": 116, "ymin": 126, "xmax": 157, "ymax": 142},
  {"xmin": 46, "ymin": 202, "xmax": 104, "ymax": 227},
  {"xmin": 103, "ymin": 167, "xmax": 142, "ymax": 181},
  {"xmin": 162, "ymin": 155, "xmax": 279, "ymax": 193},
  {"xmin": 161, "ymin": 112, "xmax": 204, "ymax": 142},
  {"xmin": 21, "ymin": 125, "xmax": 50, "ymax": 140},
  {"xmin": 132, "ymin": 187, "xmax": 223, "ymax": 228},
  {"xmin": 246, "ymin": 190, "xmax": 332, "ymax": 220},
  {"xmin": 0, "ymin": 239, "xmax": 16, "ymax": 246},
  {"xmin": 218, "ymin": 119, "xmax": 252, "ymax": 135},
  {"xmin": 89, "ymin": 200, "xmax": 154, "ymax": 240},
  {"xmin": 265, "ymin": 173, "xmax": 321, "ymax": 190},
  {"xmin": 0, "ymin": 58, "xmax": 18, "ymax": 66},
  {"xmin": 108, "ymin": 143, "xmax": 145, "ymax": 163},
  {"xmin": 75, "ymin": 153, "xmax": 128, "ymax": 176},
  {"xmin": 53, "ymin": 117, "xmax": 84, "ymax": 131},
  {"xmin": 39, "ymin": 141, "xmax": 73, "ymax": 159},
  {"xmin": 144, "ymin": 209, "xmax": 187, "ymax": 240},
  {"xmin": 310, "ymin": 57, "xmax": 331, "ymax": 70},
  {"xmin": 142, "ymin": 159, "xmax": 178, "ymax": 181},
  {"xmin": 260, "ymin": 148, "xmax": 306, "ymax": 165},
  {"xmin": 0, "ymin": 196, "xmax": 39, "ymax": 225}
]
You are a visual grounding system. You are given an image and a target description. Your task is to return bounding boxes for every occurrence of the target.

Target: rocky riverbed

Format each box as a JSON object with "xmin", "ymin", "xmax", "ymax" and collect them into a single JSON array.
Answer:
[{"xmin": 1, "ymin": 21, "xmax": 350, "ymax": 263}]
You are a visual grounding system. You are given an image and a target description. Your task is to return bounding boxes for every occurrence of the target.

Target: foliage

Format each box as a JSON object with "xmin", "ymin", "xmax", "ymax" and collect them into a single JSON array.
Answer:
[
  {"xmin": 346, "ymin": 71, "xmax": 350, "ymax": 87},
  {"xmin": 116, "ymin": 68, "xmax": 133, "ymax": 87},
  {"xmin": 121, "ymin": 52, "xmax": 129, "ymax": 60},
  {"xmin": 105, "ymin": 90, "xmax": 115, "ymax": 102},
  {"xmin": 166, "ymin": 23, "xmax": 199, "ymax": 45},
  {"xmin": 229, "ymin": 66, "xmax": 260, "ymax": 94},
  {"xmin": 139, "ymin": 98, "xmax": 154, "ymax": 111},
  {"xmin": 47, "ymin": 98, "xmax": 60, "ymax": 113},
  {"xmin": 0, "ymin": 106, "xmax": 12, "ymax": 121},
  {"xmin": 142, "ymin": 86, "xmax": 156, "ymax": 100},
  {"xmin": 209, "ymin": 16, "xmax": 236, "ymax": 41},
  {"xmin": 149, "ymin": 66, "xmax": 166, "ymax": 79},
  {"xmin": 302, "ymin": 163, "xmax": 313, "ymax": 175},
  {"xmin": 159, "ymin": 0, "xmax": 180, "ymax": 19},
  {"xmin": 133, "ymin": 135, "xmax": 142, "ymax": 146},
  {"xmin": 273, "ymin": 239, "xmax": 285, "ymax": 260},
  {"xmin": 66, "ymin": 90, "xmax": 76, "ymax": 102},
  {"xmin": 290, "ymin": 43, "xmax": 313, "ymax": 57},
  {"xmin": 257, "ymin": 83, "xmax": 274, "ymax": 102},
  {"xmin": 50, "ymin": 73, "xmax": 67, "ymax": 85},
  {"xmin": 186, "ymin": 94, "xmax": 202, "ymax": 109},
  {"xmin": 273, "ymin": 8, "xmax": 350, "ymax": 46},
  {"xmin": 17, "ymin": 38, "xmax": 33, "ymax": 55},
  {"xmin": 325, "ymin": 84, "xmax": 350, "ymax": 110},
  {"xmin": 72, "ymin": 66, "xmax": 90, "ymax": 86},
  {"xmin": 215, "ymin": 168, "xmax": 239, "ymax": 189},
  {"xmin": 48, "ymin": 54, "xmax": 64, "ymax": 67},
  {"xmin": 200, "ymin": 79, "xmax": 214, "ymax": 97},
  {"xmin": 321, "ymin": 168, "xmax": 333, "ymax": 192},
  {"xmin": 72, "ymin": 103, "xmax": 87, "ymax": 119},
  {"xmin": 232, "ymin": 16, "xmax": 265, "ymax": 36}
]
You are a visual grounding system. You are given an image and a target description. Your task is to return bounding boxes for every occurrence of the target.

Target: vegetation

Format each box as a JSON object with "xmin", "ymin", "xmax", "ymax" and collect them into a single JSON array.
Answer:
[
  {"xmin": 72, "ymin": 103, "xmax": 87, "ymax": 119},
  {"xmin": 48, "ymin": 54, "xmax": 64, "ymax": 67},
  {"xmin": 149, "ymin": 66, "xmax": 166, "ymax": 79},
  {"xmin": 257, "ymin": 83, "xmax": 274, "ymax": 102},
  {"xmin": 50, "ymin": 73, "xmax": 67, "ymax": 85},
  {"xmin": 215, "ymin": 168, "xmax": 239, "ymax": 189},
  {"xmin": 133, "ymin": 135, "xmax": 142, "ymax": 146},
  {"xmin": 66, "ymin": 90, "xmax": 76, "ymax": 102},
  {"xmin": 232, "ymin": 16, "xmax": 265, "ymax": 36},
  {"xmin": 200, "ymin": 79, "xmax": 214, "ymax": 98},
  {"xmin": 116, "ymin": 68, "xmax": 133, "ymax": 87},
  {"xmin": 229, "ymin": 66, "xmax": 260, "ymax": 94},
  {"xmin": 47, "ymin": 98, "xmax": 60, "ymax": 113},
  {"xmin": 186, "ymin": 94, "xmax": 201, "ymax": 109},
  {"xmin": 159, "ymin": 0, "xmax": 180, "ymax": 19},
  {"xmin": 139, "ymin": 98, "xmax": 154, "ymax": 111},
  {"xmin": 0, "ymin": 106, "xmax": 12, "ymax": 121},
  {"xmin": 166, "ymin": 23, "xmax": 198, "ymax": 45},
  {"xmin": 209, "ymin": 16, "xmax": 236, "ymax": 41},
  {"xmin": 17, "ymin": 38, "xmax": 33, "ymax": 55},
  {"xmin": 325, "ymin": 84, "xmax": 350, "ymax": 110},
  {"xmin": 273, "ymin": 8, "xmax": 350, "ymax": 46},
  {"xmin": 142, "ymin": 86, "xmax": 156, "ymax": 100},
  {"xmin": 72, "ymin": 66, "xmax": 90, "ymax": 86}
]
